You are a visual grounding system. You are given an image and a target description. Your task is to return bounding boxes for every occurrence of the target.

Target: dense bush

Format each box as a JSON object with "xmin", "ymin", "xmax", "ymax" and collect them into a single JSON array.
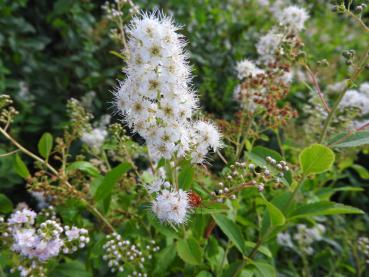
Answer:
[{"xmin": 0, "ymin": 0, "xmax": 369, "ymax": 276}]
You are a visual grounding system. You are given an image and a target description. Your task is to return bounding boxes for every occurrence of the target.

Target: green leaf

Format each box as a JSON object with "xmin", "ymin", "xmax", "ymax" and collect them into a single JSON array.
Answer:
[
  {"xmin": 331, "ymin": 131, "xmax": 369, "ymax": 148},
  {"xmin": 252, "ymin": 261, "xmax": 276, "ymax": 277},
  {"xmin": 351, "ymin": 164, "xmax": 369, "ymax": 179},
  {"xmin": 212, "ymin": 214, "xmax": 246, "ymax": 254},
  {"xmin": 289, "ymin": 201, "xmax": 364, "ymax": 220},
  {"xmin": 14, "ymin": 154, "xmax": 30, "ymax": 178},
  {"xmin": 94, "ymin": 162, "xmax": 132, "ymax": 202},
  {"xmin": 0, "ymin": 193, "xmax": 13, "ymax": 213},
  {"xmin": 38, "ymin": 132, "xmax": 53, "ymax": 159},
  {"xmin": 196, "ymin": 271, "xmax": 213, "ymax": 277},
  {"xmin": 50, "ymin": 259, "xmax": 92, "ymax": 277},
  {"xmin": 176, "ymin": 238, "xmax": 203, "ymax": 265},
  {"xmin": 178, "ymin": 163, "xmax": 195, "ymax": 190},
  {"xmin": 153, "ymin": 244, "xmax": 176, "ymax": 275},
  {"xmin": 67, "ymin": 161, "xmax": 100, "ymax": 177},
  {"xmin": 299, "ymin": 144, "xmax": 335, "ymax": 175},
  {"xmin": 261, "ymin": 199, "xmax": 285, "ymax": 226},
  {"xmin": 317, "ymin": 186, "xmax": 364, "ymax": 200},
  {"xmin": 244, "ymin": 241, "xmax": 272, "ymax": 258}
]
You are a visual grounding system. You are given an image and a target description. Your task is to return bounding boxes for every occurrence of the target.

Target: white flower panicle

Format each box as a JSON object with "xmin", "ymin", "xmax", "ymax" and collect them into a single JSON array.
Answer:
[
  {"xmin": 277, "ymin": 6, "xmax": 309, "ymax": 32},
  {"xmin": 151, "ymin": 188, "xmax": 190, "ymax": 225},
  {"xmin": 235, "ymin": 59, "xmax": 264, "ymax": 80},
  {"xmin": 113, "ymin": 12, "xmax": 221, "ymax": 163},
  {"xmin": 1, "ymin": 207, "xmax": 89, "ymax": 276}
]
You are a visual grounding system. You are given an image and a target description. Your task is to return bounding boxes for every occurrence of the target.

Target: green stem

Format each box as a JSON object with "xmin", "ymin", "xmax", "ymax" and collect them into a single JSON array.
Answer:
[
  {"xmin": 285, "ymin": 175, "xmax": 307, "ymax": 213},
  {"xmin": 275, "ymin": 129, "xmax": 285, "ymax": 158}
]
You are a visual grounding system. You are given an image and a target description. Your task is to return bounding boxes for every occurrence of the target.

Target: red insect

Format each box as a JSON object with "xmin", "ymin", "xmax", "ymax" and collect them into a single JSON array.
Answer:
[{"xmin": 188, "ymin": 191, "xmax": 202, "ymax": 207}]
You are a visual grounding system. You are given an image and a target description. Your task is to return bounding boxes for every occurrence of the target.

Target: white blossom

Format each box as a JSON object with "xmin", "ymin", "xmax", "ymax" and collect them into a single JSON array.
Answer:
[
  {"xmin": 81, "ymin": 128, "xmax": 108, "ymax": 149},
  {"xmin": 113, "ymin": 11, "xmax": 221, "ymax": 164},
  {"xmin": 151, "ymin": 189, "xmax": 190, "ymax": 225},
  {"xmin": 277, "ymin": 6, "xmax": 309, "ymax": 32}
]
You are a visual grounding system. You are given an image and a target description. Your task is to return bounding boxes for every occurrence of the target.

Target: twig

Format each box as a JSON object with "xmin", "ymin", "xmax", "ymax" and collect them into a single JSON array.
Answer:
[
  {"xmin": 303, "ymin": 64, "xmax": 331, "ymax": 113},
  {"xmin": 0, "ymin": 149, "xmax": 19, "ymax": 157}
]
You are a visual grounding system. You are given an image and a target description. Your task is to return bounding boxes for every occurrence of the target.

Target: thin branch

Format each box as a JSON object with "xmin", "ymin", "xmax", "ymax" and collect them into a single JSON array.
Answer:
[
  {"xmin": 303, "ymin": 64, "xmax": 331, "ymax": 113},
  {"xmin": 0, "ymin": 149, "xmax": 19, "ymax": 158}
]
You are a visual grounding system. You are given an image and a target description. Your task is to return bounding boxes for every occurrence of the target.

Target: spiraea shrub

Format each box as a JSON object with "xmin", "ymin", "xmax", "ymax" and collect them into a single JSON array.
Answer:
[{"xmin": 0, "ymin": 0, "xmax": 369, "ymax": 276}]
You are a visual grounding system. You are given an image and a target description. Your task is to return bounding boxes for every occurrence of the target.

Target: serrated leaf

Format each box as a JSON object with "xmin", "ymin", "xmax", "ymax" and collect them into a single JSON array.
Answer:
[
  {"xmin": 67, "ymin": 161, "xmax": 100, "ymax": 177},
  {"xmin": 94, "ymin": 162, "xmax": 132, "ymax": 202},
  {"xmin": 176, "ymin": 238, "xmax": 203, "ymax": 265},
  {"xmin": 0, "ymin": 193, "xmax": 13, "ymax": 213},
  {"xmin": 212, "ymin": 214, "xmax": 246, "ymax": 254},
  {"xmin": 38, "ymin": 132, "xmax": 53, "ymax": 159},
  {"xmin": 289, "ymin": 201, "xmax": 364, "ymax": 220},
  {"xmin": 14, "ymin": 154, "xmax": 30, "ymax": 178},
  {"xmin": 299, "ymin": 144, "xmax": 335, "ymax": 175}
]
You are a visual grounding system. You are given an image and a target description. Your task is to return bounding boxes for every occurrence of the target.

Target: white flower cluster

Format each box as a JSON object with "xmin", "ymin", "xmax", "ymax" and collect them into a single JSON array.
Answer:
[
  {"xmin": 113, "ymin": 12, "xmax": 221, "ymax": 164},
  {"xmin": 102, "ymin": 233, "xmax": 159, "ymax": 275},
  {"xmin": 340, "ymin": 83, "xmax": 369, "ymax": 115},
  {"xmin": 151, "ymin": 187, "xmax": 190, "ymax": 225},
  {"xmin": 277, "ymin": 224, "xmax": 326, "ymax": 255},
  {"xmin": 1, "ymin": 207, "xmax": 89, "ymax": 276},
  {"xmin": 277, "ymin": 5, "xmax": 309, "ymax": 32},
  {"xmin": 235, "ymin": 59, "xmax": 264, "ymax": 80},
  {"xmin": 255, "ymin": 5, "xmax": 308, "ymax": 64},
  {"xmin": 81, "ymin": 115, "xmax": 111, "ymax": 149},
  {"xmin": 81, "ymin": 128, "xmax": 108, "ymax": 149}
]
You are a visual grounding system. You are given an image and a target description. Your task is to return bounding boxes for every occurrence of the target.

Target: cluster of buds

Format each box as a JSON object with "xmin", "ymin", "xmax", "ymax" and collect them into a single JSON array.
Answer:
[
  {"xmin": 102, "ymin": 233, "xmax": 159, "ymax": 275},
  {"xmin": 0, "ymin": 206, "xmax": 89, "ymax": 276},
  {"xmin": 101, "ymin": 0, "xmax": 139, "ymax": 43},
  {"xmin": 0, "ymin": 94, "xmax": 19, "ymax": 126},
  {"xmin": 342, "ymin": 49, "xmax": 356, "ymax": 66},
  {"xmin": 210, "ymin": 181, "xmax": 236, "ymax": 203},
  {"xmin": 265, "ymin": 156, "xmax": 289, "ymax": 181},
  {"xmin": 37, "ymin": 205, "xmax": 57, "ymax": 221},
  {"xmin": 102, "ymin": 0, "xmax": 139, "ymax": 19},
  {"xmin": 210, "ymin": 157, "xmax": 290, "ymax": 202},
  {"xmin": 358, "ymin": 236, "xmax": 369, "ymax": 264}
]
